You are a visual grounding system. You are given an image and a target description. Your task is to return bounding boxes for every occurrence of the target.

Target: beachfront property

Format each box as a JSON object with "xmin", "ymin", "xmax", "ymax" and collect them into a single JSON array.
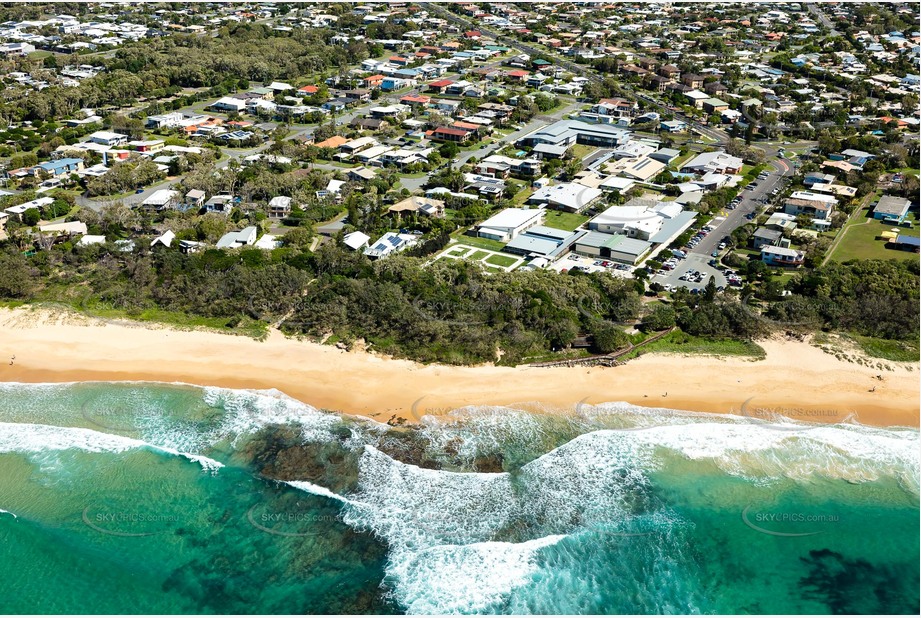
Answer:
[
  {"xmin": 761, "ymin": 245, "xmax": 806, "ymax": 267},
  {"xmin": 363, "ymin": 232, "xmax": 419, "ymax": 259},
  {"xmin": 215, "ymin": 226, "xmax": 258, "ymax": 249}
]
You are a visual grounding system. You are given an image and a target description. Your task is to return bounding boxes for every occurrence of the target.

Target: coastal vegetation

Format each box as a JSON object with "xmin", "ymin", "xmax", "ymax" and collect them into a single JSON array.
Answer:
[{"xmin": 0, "ymin": 235, "xmax": 916, "ymax": 365}]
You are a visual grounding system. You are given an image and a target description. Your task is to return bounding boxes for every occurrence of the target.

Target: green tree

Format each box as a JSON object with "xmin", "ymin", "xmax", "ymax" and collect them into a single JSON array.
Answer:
[{"xmin": 21, "ymin": 208, "xmax": 41, "ymax": 226}]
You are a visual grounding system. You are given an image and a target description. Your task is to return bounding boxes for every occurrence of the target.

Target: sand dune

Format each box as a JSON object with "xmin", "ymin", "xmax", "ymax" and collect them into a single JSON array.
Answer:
[{"xmin": 0, "ymin": 307, "xmax": 916, "ymax": 427}]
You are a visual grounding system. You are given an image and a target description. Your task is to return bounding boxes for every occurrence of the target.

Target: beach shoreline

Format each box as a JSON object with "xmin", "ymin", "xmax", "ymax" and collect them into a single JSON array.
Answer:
[{"xmin": 0, "ymin": 306, "xmax": 917, "ymax": 428}]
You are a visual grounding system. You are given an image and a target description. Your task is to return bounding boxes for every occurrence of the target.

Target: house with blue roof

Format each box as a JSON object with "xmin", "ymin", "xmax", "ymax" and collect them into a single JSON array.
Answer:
[{"xmin": 36, "ymin": 158, "xmax": 84, "ymax": 177}]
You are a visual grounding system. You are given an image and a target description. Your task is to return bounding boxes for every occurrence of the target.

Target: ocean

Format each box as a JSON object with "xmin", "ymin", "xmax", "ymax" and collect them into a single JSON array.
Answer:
[{"xmin": 0, "ymin": 382, "xmax": 917, "ymax": 614}]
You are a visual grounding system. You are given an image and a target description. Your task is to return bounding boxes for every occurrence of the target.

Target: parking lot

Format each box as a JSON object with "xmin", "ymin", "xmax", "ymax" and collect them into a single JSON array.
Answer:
[
  {"xmin": 652, "ymin": 253, "xmax": 728, "ymax": 293},
  {"xmin": 550, "ymin": 253, "xmax": 634, "ymax": 278}
]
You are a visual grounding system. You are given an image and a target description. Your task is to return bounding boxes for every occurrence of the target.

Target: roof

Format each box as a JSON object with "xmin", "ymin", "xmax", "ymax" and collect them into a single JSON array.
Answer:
[
  {"xmin": 762, "ymin": 245, "xmax": 801, "ymax": 257},
  {"xmin": 315, "ymin": 135, "xmax": 348, "ymax": 149},
  {"xmin": 343, "ymin": 231, "xmax": 371, "ymax": 250},
  {"xmin": 874, "ymin": 195, "xmax": 911, "ymax": 217},
  {"xmin": 754, "ymin": 227, "xmax": 783, "ymax": 240},
  {"xmin": 433, "ymin": 127, "xmax": 470, "ymax": 137},
  {"xmin": 895, "ymin": 235, "xmax": 920, "ymax": 247},
  {"xmin": 504, "ymin": 234, "xmax": 560, "ymax": 256},
  {"xmin": 478, "ymin": 208, "xmax": 543, "ymax": 231},
  {"xmin": 529, "ymin": 183, "xmax": 602, "ymax": 211},
  {"xmin": 142, "ymin": 189, "xmax": 178, "ymax": 206},
  {"xmin": 522, "ymin": 119, "xmax": 630, "ymax": 147},
  {"xmin": 577, "ymin": 231, "xmax": 651, "ymax": 256}
]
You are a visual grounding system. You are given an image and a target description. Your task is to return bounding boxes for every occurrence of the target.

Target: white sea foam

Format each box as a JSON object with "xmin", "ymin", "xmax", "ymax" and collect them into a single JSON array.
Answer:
[
  {"xmin": 0, "ymin": 422, "xmax": 224, "ymax": 472},
  {"xmin": 337, "ymin": 412, "xmax": 919, "ymax": 613},
  {"xmin": 0, "ymin": 508, "xmax": 17, "ymax": 519},
  {"xmin": 286, "ymin": 480, "xmax": 361, "ymax": 506},
  {"xmin": 387, "ymin": 535, "xmax": 566, "ymax": 615},
  {"xmin": 341, "ymin": 443, "xmax": 655, "ymax": 613}
]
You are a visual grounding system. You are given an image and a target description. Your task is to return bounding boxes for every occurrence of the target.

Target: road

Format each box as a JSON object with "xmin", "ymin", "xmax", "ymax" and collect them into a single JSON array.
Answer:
[
  {"xmin": 689, "ymin": 158, "xmax": 793, "ymax": 258},
  {"xmin": 806, "ymin": 3, "xmax": 839, "ymax": 35}
]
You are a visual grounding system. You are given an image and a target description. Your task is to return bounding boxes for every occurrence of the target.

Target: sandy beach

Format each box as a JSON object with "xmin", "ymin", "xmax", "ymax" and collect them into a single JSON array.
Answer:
[{"xmin": 0, "ymin": 306, "xmax": 917, "ymax": 428}]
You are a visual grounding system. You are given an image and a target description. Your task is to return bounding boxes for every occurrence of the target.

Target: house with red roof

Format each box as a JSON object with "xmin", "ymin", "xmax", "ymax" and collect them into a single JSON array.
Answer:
[
  {"xmin": 427, "ymin": 79, "xmax": 455, "ymax": 94},
  {"xmin": 400, "ymin": 94, "xmax": 431, "ymax": 107},
  {"xmin": 362, "ymin": 75, "xmax": 385, "ymax": 88},
  {"xmin": 505, "ymin": 69, "xmax": 530, "ymax": 82},
  {"xmin": 431, "ymin": 126, "xmax": 474, "ymax": 143}
]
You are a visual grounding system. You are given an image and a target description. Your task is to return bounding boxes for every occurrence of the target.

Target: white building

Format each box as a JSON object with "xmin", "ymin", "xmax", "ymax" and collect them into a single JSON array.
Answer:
[
  {"xmin": 476, "ymin": 208, "xmax": 544, "ymax": 242},
  {"xmin": 216, "ymin": 226, "xmax": 258, "ymax": 249},
  {"xmin": 526, "ymin": 183, "xmax": 603, "ymax": 213},
  {"xmin": 363, "ymin": 232, "xmax": 418, "ymax": 259},
  {"xmin": 142, "ymin": 189, "xmax": 179, "ymax": 210},
  {"xmin": 88, "ymin": 131, "xmax": 127, "ymax": 146},
  {"xmin": 343, "ymin": 231, "xmax": 371, "ymax": 251}
]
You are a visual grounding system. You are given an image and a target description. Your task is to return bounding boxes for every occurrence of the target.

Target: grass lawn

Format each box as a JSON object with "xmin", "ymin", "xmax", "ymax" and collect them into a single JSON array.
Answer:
[
  {"xmin": 484, "ymin": 254, "xmax": 518, "ymax": 268},
  {"xmin": 622, "ymin": 330, "xmax": 766, "ymax": 360},
  {"xmin": 569, "ymin": 144, "xmax": 597, "ymax": 160},
  {"xmin": 469, "ymin": 250, "xmax": 490, "ymax": 261},
  {"xmin": 827, "ymin": 207, "xmax": 918, "ymax": 263},
  {"xmin": 511, "ymin": 187, "xmax": 534, "ymax": 205},
  {"xmin": 669, "ymin": 152, "xmax": 696, "ymax": 170},
  {"xmin": 27, "ymin": 50, "xmax": 53, "ymax": 60},
  {"xmin": 452, "ymin": 233, "xmax": 507, "ymax": 252},
  {"xmin": 542, "ymin": 210, "xmax": 590, "ymax": 231},
  {"xmin": 446, "ymin": 247, "xmax": 469, "ymax": 257}
]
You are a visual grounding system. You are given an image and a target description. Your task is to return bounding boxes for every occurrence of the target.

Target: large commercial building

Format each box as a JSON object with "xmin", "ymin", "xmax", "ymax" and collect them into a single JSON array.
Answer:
[
  {"xmin": 475, "ymin": 208, "xmax": 544, "ymax": 242},
  {"xmin": 517, "ymin": 120, "xmax": 631, "ymax": 149}
]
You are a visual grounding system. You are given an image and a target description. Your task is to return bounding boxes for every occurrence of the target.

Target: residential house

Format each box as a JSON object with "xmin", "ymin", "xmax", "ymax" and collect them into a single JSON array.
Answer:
[
  {"xmin": 216, "ymin": 226, "xmax": 258, "ymax": 249},
  {"xmin": 204, "ymin": 194, "xmax": 235, "ymax": 215},
  {"xmin": 36, "ymin": 157, "xmax": 83, "ymax": 177},
  {"xmin": 269, "ymin": 196, "xmax": 292, "ymax": 218},
  {"xmin": 752, "ymin": 227, "xmax": 786, "ymax": 249},
  {"xmin": 88, "ymin": 131, "xmax": 127, "ymax": 146},
  {"xmin": 431, "ymin": 126, "xmax": 474, "ymax": 143},
  {"xmin": 343, "ymin": 231, "xmax": 370, "ymax": 251},
  {"xmin": 141, "ymin": 189, "xmax": 179, "ymax": 211},
  {"xmin": 761, "ymin": 245, "xmax": 805, "ymax": 266},
  {"xmin": 185, "ymin": 189, "xmax": 206, "ymax": 210},
  {"xmin": 387, "ymin": 196, "xmax": 445, "ymax": 218},
  {"xmin": 783, "ymin": 190, "xmax": 836, "ymax": 221},
  {"xmin": 363, "ymin": 232, "xmax": 418, "ymax": 259}
]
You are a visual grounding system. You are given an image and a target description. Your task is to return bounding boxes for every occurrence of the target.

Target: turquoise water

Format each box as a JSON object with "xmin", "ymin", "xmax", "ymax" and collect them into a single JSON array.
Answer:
[{"xmin": 0, "ymin": 382, "xmax": 917, "ymax": 614}]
